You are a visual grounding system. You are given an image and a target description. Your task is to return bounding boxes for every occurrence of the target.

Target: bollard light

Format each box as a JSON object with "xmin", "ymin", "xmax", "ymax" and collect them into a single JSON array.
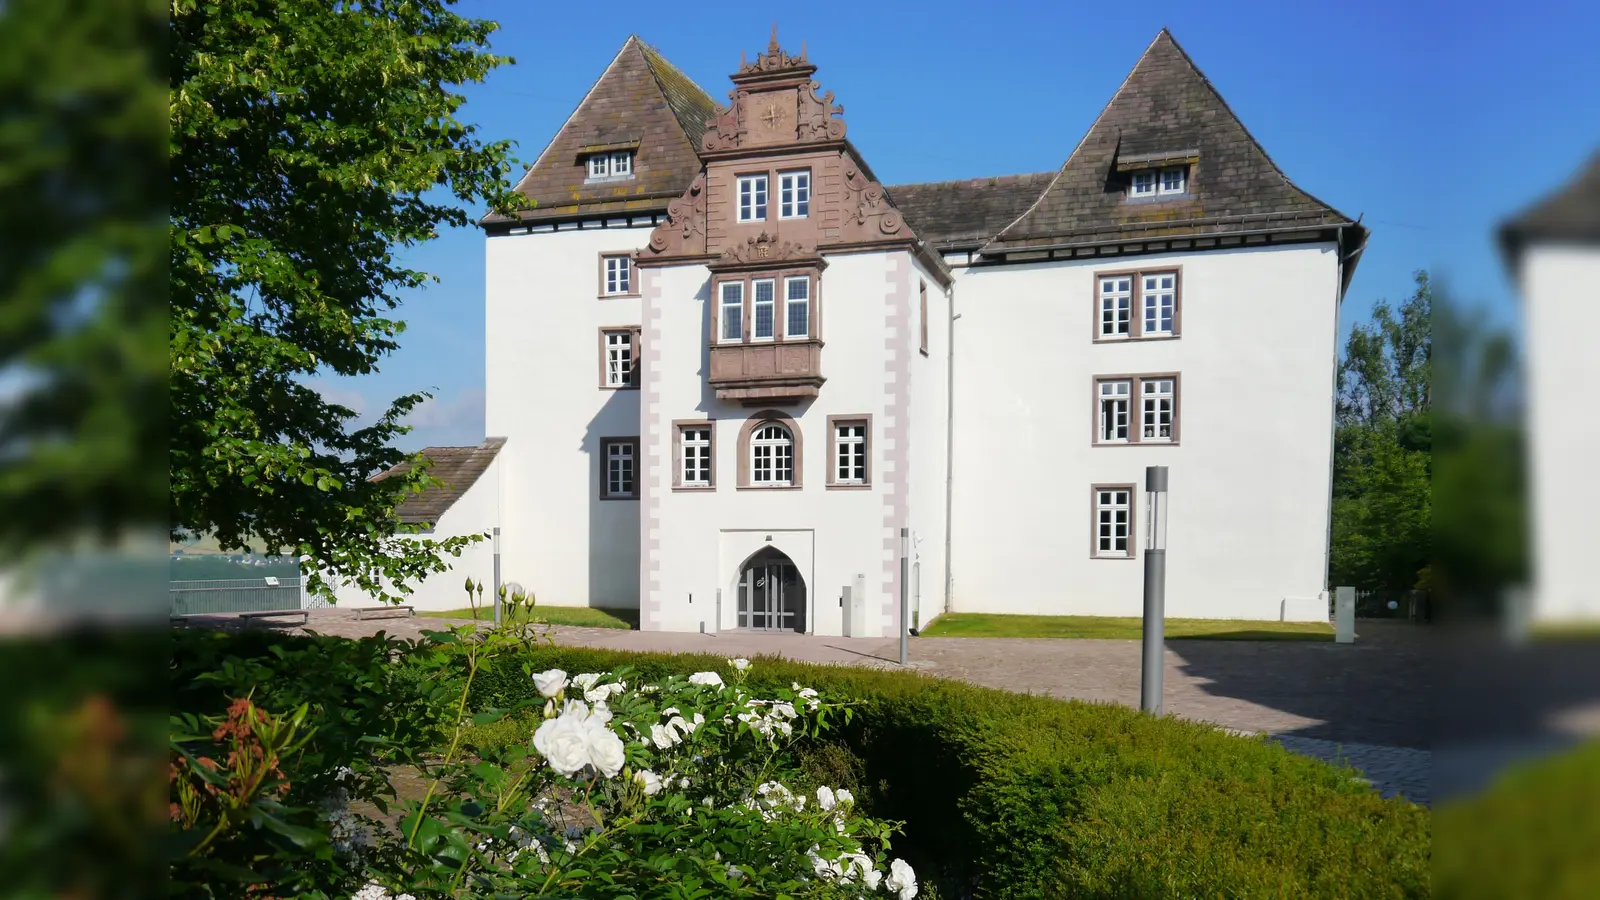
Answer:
[
  {"xmin": 1140, "ymin": 466, "xmax": 1169, "ymax": 716},
  {"xmin": 1146, "ymin": 467, "xmax": 1168, "ymax": 551}
]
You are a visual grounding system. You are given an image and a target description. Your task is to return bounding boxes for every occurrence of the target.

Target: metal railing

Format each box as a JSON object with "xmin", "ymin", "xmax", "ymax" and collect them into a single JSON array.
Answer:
[{"xmin": 170, "ymin": 576, "xmax": 305, "ymax": 616}]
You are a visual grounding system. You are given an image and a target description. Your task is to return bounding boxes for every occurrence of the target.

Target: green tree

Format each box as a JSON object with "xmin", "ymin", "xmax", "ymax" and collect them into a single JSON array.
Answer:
[
  {"xmin": 169, "ymin": 0, "xmax": 522, "ymax": 600},
  {"xmin": 1330, "ymin": 271, "xmax": 1433, "ymax": 589}
]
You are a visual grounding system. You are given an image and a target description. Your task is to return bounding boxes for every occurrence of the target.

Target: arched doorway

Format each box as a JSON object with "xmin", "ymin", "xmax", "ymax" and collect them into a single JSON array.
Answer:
[{"xmin": 737, "ymin": 547, "xmax": 806, "ymax": 632}]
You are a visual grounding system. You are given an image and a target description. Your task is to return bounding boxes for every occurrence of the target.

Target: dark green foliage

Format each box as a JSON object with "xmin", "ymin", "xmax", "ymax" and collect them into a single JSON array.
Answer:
[{"xmin": 468, "ymin": 647, "xmax": 1432, "ymax": 899}]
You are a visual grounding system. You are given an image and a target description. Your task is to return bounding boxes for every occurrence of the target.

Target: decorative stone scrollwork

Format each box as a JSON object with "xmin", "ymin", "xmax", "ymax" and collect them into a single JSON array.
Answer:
[
  {"xmin": 740, "ymin": 29, "xmax": 806, "ymax": 74},
  {"xmin": 721, "ymin": 231, "xmax": 806, "ymax": 264},
  {"xmin": 840, "ymin": 165, "xmax": 904, "ymax": 238},
  {"xmin": 646, "ymin": 174, "xmax": 707, "ymax": 255},
  {"xmin": 797, "ymin": 81, "xmax": 846, "ymax": 143},
  {"xmin": 702, "ymin": 91, "xmax": 747, "ymax": 153}
]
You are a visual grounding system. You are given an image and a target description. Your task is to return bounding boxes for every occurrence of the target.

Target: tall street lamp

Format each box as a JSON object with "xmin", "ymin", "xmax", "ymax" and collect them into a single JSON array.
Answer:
[{"xmin": 1141, "ymin": 466, "xmax": 1168, "ymax": 715}]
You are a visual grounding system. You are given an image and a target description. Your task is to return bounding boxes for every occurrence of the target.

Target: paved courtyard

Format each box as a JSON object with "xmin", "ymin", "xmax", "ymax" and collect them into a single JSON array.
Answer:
[{"xmin": 186, "ymin": 609, "xmax": 1435, "ymax": 803}]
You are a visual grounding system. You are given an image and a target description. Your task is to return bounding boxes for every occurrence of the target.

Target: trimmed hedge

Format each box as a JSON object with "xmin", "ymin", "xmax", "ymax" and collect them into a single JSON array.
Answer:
[{"xmin": 473, "ymin": 647, "xmax": 1430, "ymax": 899}]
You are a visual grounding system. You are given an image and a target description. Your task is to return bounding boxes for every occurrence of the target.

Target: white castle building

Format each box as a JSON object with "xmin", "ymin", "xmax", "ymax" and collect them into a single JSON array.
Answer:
[{"xmin": 339, "ymin": 30, "xmax": 1370, "ymax": 634}]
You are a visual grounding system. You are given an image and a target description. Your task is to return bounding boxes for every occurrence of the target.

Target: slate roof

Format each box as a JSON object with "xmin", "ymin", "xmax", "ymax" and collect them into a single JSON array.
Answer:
[
  {"xmin": 1501, "ymin": 151, "xmax": 1600, "ymax": 252},
  {"xmin": 374, "ymin": 438, "xmax": 505, "ymax": 525},
  {"xmin": 984, "ymin": 29, "xmax": 1362, "ymax": 253},
  {"xmin": 484, "ymin": 37, "xmax": 718, "ymax": 225},
  {"xmin": 885, "ymin": 173, "xmax": 1058, "ymax": 249}
]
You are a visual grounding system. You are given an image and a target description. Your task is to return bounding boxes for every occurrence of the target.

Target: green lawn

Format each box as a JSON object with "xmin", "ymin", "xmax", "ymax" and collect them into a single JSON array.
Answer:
[
  {"xmin": 418, "ymin": 605, "xmax": 638, "ymax": 630},
  {"xmin": 919, "ymin": 612, "xmax": 1334, "ymax": 641}
]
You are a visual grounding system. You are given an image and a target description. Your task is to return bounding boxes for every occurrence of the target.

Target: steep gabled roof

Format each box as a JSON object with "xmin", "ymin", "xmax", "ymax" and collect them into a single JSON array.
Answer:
[
  {"xmin": 374, "ymin": 438, "xmax": 505, "ymax": 526},
  {"xmin": 985, "ymin": 29, "xmax": 1361, "ymax": 253},
  {"xmin": 886, "ymin": 173, "xmax": 1057, "ymax": 249},
  {"xmin": 484, "ymin": 37, "xmax": 717, "ymax": 225},
  {"xmin": 1501, "ymin": 151, "xmax": 1600, "ymax": 254}
]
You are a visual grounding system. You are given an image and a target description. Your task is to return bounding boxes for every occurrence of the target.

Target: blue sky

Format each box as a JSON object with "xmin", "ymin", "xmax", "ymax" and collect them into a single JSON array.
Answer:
[{"xmin": 326, "ymin": 0, "xmax": 1600, "ymax": 450}]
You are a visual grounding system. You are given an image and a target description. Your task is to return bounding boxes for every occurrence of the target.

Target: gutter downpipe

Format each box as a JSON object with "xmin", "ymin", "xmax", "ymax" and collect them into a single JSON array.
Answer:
[
  {"xmin": 942, "ymin": 278, "xmax": 957, "ymax": 616},
  {"xmin": 1322, "ymin": 224, "xmax": 1345, "ymax": 603}
]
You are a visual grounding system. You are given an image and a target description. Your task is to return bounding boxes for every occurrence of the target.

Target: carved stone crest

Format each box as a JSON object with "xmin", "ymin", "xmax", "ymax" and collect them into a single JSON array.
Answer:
[{"xmin": 721, "ymin": 231, "xmax": 805, "ymax": 264}]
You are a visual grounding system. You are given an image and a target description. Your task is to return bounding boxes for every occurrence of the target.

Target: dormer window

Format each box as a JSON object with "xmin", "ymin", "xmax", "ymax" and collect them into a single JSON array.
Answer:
[
  {"xmin": 1130, "ymin": 166, "xmax": 1186, "ymax": 199},
  {"xmin": 585, "ymin": 150, "xmax": 634, "ymax": 181}
]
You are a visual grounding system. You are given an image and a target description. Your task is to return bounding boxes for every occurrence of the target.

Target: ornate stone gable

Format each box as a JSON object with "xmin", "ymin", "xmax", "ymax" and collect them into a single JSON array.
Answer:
[{"xmin": 638, "ymin": 30, "xmax": 912, "ymax": 267}]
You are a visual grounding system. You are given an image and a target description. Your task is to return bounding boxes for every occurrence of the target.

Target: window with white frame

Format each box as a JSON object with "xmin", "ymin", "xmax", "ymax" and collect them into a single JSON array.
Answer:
[
  {"xmin": 1141, "ymin": 273, "xmax": 1176, "ymax": 336},
  {"xmin": 750, "ymin": 423, "xmax": 794, "ymax": 486},
  {"xmin": 783, "ymin": 276, "xmax": 810, "ymax": 338},
  {"xmin": 1141, "ymin": 378, "xmax": 1175, "ymax": 441},
  {"xmin": 834, "ymin": 421, "xmax": 866, "ymax": 484},
  {"xmin": 586, "ymin": 150, "xmax": 634, "ymax": 181},
  {"xmin": 602, "ymin": 255, "xmax": 631, "ymax": 295},
  {"xmin": 779, "ymin": 170, "xmax": 810, "ymax": 218},
  {"xmin": 751, "ymin": 279, "xmax": 776, "ymax": 340},
  {"xmin": 1099, "ymin": 275, "xmax": 1132, "ymax": 338},
  {"xmin": 1098, "ymin": 379, "xmax": 1131, "ymax": 443},
  {"xmin": 1129, "ymin": 166, "xmax": 1186, "ymax": 198},
  {"xmin": 601, "ymin": 439, "xmax": 636, "ymax": 499},
  {"xmin": 602, "ymin": 330, "xmax": 634, "ymax": 388},
  {"xmin": 737, "ymin": 174, "xmax": 768, "ymax": 222},
  {"xmin": 680, "ymin": 426, "xmax": 712, "ymax": 487},
  {"xmin": 1094, "ymin": 487, "xmax": 1133, "ymax": 558},
  {"xmin": 719, "ymin": 282, "xmax": 744, "ymax": 342}
]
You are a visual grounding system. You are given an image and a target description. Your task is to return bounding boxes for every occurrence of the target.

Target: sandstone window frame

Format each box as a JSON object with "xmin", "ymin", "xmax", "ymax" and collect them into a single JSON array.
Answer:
[
  {"xmin": 737, "ymin": 173, "xmax": 769, "ymax": 222},
  {"xmin": 1091, "ymin": 373, "xmax": 1181, "ymax": 446},
  {"xmin": 778, "ymin": 169, "xmax": 810, "ymax": 219},
  {"xmin": 672, "ymin": 419, "xmax": 715, "ymax": 491},
  {"xmin": 1093, "ymin": 267, "xmax": 1182, "ymax": 342},
  {"xmin": 598, "ymin": 253, "xmax": 637, "ymax": 298},
  {"xmin": 710, "ymin": 270, "xmax": 821, "ymax": 347},
  {"xmin": 599, "ymin": 437, "xmax": 639, "ymax": 501},
  {"xmin": 598, "ymin": 327, "xmax": 641, "ymax": 390},
  {"xmin": 736, "ymin": 410, "xmax": 803, "ymax": 490},
  {"xmin": 826, "ymin": 414, "xmax": 872, "ymax": 490},
  {"xmin": 1091, "ymin": 483, "xmax": 1137, "ymax": 559}
]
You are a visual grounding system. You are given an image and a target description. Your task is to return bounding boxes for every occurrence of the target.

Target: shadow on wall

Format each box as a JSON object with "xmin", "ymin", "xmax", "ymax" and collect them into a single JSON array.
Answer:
[{"xmin": 583, "ymin": 389, "xmax": 641, "ymax": 612}]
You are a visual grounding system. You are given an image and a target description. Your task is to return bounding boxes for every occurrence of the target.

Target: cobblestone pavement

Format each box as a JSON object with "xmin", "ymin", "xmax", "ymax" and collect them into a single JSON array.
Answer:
[{"xmin": 185, "ymin": 610, "xmax": 1436, "ymax": 804}]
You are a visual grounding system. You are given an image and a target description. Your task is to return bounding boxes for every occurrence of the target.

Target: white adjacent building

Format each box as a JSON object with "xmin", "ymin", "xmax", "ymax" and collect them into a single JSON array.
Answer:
[
  {"xmin": 346, "ymin": 30, "xmax": 1370, "ymax": 633},
  {"xmin": 1501, "ymin": 153, "xmax": 1600, "ymax": 625}
]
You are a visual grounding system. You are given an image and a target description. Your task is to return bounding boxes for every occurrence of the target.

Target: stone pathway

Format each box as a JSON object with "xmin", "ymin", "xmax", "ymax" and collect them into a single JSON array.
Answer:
[{"xmin": 185, "ymin": 609, "xmax": 1438, "ymax": 804}]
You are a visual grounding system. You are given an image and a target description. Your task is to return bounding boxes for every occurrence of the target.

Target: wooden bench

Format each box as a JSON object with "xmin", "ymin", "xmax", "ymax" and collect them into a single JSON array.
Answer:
[
  {"xmin": 238, "ymin": 609, "xmax": 310, "ymax": 627},
  {"xmin": 354, "ymin": 605, "xmax": 414, "ymax": 620}
]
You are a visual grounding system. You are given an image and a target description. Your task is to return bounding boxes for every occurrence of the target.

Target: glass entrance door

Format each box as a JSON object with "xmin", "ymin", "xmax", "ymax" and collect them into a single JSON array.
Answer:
[{"xmin": 736, "ymin": 551, "xmax": 805, "ymax": 632}]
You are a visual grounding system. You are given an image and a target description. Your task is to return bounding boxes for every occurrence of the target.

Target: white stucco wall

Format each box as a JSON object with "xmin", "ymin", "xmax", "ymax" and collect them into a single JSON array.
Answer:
[
  {"xmin": 1521, "ymin": 243, "xmax": 1600, "ymax": 623},
  {"xmin": 907, "ymin": 257, "xmax": 951, "ymax": 631},
  {"xmin": 947, "ymin": 243, "xmax": 1341, "ymax": 621},
  {"xmin": 484, "ymin": 225, "xmax": 649, "ymax": 610},
  {"xmin": 640, "ymin": 252, "xmax": 912, "ymax": 636},
  {"xmin": 329, "ymin": 453, "xmax": 501, "ymax": 612}
]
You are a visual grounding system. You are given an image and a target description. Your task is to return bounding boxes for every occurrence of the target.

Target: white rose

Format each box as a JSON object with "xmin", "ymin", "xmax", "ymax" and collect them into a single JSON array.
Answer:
[
  {"xmin": 864, "ymin": 867, "xmax": 883, "ymax": 890},
  {"xmin": 886, "ymin": 858, "xmax": 918, "ymax": 899},
  {"xmin": 771, "ymin": 701, "xmax": 797, "ymax": 719},
  {"xmin": 816, "ymin": 786, "xmax": 836, "ymax": 811},
  {"xmin": 532, "ymin": 669, "xmax": 568, "ymax": 698},
  {"xmin": 836, "ymin": 788, "xmax": 854, "ymax": 806},
  {"xmin": 650, "ymin": 722, "xmax": 680, "ymax": 749},
  {"xmin": 533, "ymin": 712, "xmax": 592, "ymax": 777},
  {"xmin": 729, "ymin": 658, "xmax": 750, "ymax": 671},
  {"xmin": 667, "ymin": 715, "xmax": 693, "ymax": 738},
  {"xmin": 572, "ymin": 673, "xmax": 602, "ymax": 690},
  {"xmin": 679, "ymin": 776, "xmax": 690, "ymax": 788},
  {"xmin": 634, "ymin": 768, "xmax": 663, "ymax": 796},
  {"xmin": 581, "ymin": 718, "xmax": 626, "ymax": 778},
  {"xmin": 660, "ymin": 707, "xmax": 680, "ymax": 717},
  {"xmin": 688, "ymin": 671, "xmax": 724, "ymax": 688}
]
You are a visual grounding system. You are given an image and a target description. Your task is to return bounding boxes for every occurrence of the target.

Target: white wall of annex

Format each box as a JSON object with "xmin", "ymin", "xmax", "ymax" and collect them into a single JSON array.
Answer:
[
  {"xmin": 948, "ymin": 243, "xmax": 1340, "ymax": 621},
  {"xmin": 645, "ymin": 252, "xmax": 901, "ymax": 636},
  {"xmin": 484, "ymin": 226, "xmax": 648, "ymax": 610},
  {"xmin": 1521, "ymin": 243, "xmax": 1600, "ymax": 623},
  {"xmin": 329, "ymin": 454, "xmax": 501, "ymax": 612},
  {"xmin": 907, "ymin": 258, "xmax": 951, "ymax": 631}
]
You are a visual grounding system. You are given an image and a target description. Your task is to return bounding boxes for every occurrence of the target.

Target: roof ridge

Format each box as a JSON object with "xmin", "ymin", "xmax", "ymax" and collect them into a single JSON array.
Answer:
[{"xmin": 887, "ymin": 172, "xmax": 1056, "ymax": 190}]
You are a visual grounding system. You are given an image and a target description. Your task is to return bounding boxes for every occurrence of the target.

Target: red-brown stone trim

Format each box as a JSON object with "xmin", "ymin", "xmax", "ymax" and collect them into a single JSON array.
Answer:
[
  {"xmin": 1090, "ymin": 265, "xmax": 1183, "ymax": 342},
  {"xmin": 736, "ymin": 409, "xmax": 803, "ymax": 489},
  {"xmin": 597, "ymin": 326, "xmax": 641, "ymax": 390},
  {"xmin": 1089, "ymin": 483, "xmax": 1139, "ymax": 560},
  {"xmin": 598, "ymin": 436, "xmax": 639, "ymax": 501},
  {"xmin": 671, "ymin": 419, "xmax": 716, "ymax": 491},
  {"xmin": 597, "ymin": 252, "xmax": 640, "ymax": 298},
  {"xmin": 1090, "ymin": 372, "xmax": 1182, "ymax": 446},
  {"xmin": 825, "ymin": 414, "xmax": 873, "ymax": 490}
]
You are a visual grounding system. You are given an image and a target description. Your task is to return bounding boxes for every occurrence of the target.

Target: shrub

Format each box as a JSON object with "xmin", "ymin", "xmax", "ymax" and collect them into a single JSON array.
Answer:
[{"xmin": 473, "ymin": 647, "xmax": 1431, "ymax": 899}]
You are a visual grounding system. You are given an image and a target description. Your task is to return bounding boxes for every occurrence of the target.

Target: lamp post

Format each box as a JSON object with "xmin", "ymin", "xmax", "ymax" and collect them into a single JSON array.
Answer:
[
  {"xmin": 1140, "ymin": 466, "xmax": 1168, "ymax": 715},
  {"xmin": 492, "ymin": 526, "xmax": 502, "ymax": 627},
  {"xmin": 899, "ymin": 528, "xmax": 910, "ymax": 666}
]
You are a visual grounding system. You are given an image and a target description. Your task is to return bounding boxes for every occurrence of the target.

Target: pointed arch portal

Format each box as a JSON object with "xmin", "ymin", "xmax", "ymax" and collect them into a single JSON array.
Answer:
[{"xmin": 736, "ymin": 546, "xmax": 807, "ymax": 632}]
